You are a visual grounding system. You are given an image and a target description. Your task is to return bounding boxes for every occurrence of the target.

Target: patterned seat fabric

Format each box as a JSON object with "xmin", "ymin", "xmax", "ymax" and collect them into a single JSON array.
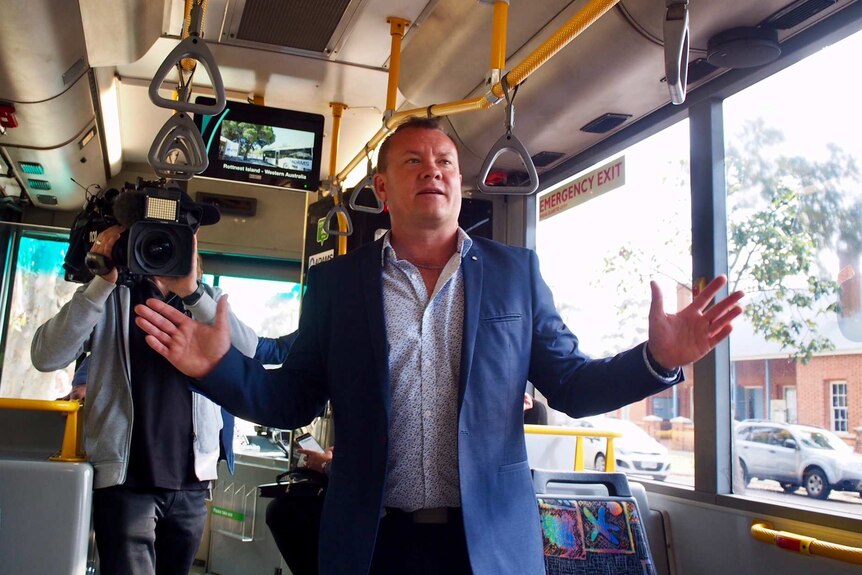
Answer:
[{"xmin": 533, "ymin": 471, "xmax": 656, "ymax": 575}]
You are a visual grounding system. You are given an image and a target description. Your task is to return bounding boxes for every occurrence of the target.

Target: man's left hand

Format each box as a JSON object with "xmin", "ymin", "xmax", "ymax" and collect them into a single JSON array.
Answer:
[{"xmin": 647, "ymin": 275, "xmax": 744, "ymax": 370}]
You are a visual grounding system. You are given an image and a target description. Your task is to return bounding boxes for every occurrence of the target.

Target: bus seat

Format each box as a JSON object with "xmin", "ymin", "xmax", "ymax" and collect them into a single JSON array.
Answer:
[
  {"xmin": 533, "ymin": 470, "xmax": 668, "ymax": 575},
  {"xmin": 628, "ymin": 480, "xmax": 675, "ymax": 575},
  {"xmin": 0, "ymin": 406, "xmax": 94, "ymax": 574}
]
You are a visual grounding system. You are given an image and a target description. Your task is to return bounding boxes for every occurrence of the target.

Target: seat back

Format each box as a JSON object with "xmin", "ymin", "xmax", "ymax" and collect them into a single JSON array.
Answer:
[{"xmin": 533, "ymin": 470, "xmax": 657, "ymax": 575}]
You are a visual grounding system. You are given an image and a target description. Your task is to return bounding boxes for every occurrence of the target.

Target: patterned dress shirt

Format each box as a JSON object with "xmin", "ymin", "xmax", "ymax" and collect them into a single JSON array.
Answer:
[{"xmin": 381, "ymin": 228, "xmax": 473, "ymax": 511}]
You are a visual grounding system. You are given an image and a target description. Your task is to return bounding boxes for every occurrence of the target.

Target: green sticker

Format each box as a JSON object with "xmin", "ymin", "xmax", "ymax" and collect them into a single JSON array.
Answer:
[
  {"xmin": 316, "ymin": 218, "xmax": 330, "ymax": 245},
  {"xmin": 212, "ymin": 506, "xmax": 245, "ymax": 522}
]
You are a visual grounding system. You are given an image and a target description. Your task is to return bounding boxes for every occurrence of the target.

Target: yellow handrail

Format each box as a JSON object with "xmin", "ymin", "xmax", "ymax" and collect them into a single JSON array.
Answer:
[
  {"xmin": 0, "ymin": 398, "xmax": 87, "ymax": 462},
  {"xmin": 524, "ymin": 424, "xmax": 621, "ymax": 472},
  {"xmin": 751, "ymin": 521, "xmax": 862, "ymax": 565},
  {"xmin": 334, "ymin": 0, "xmax": 622, "ymax": 185}
]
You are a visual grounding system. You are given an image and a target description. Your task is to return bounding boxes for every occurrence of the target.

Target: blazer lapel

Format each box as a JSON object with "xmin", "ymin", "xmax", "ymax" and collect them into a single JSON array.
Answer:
[
  {"xmin": 360, "ymin": 241, "xmax": 391, "ymax": 417},
  {"xmin": 459, "ymin": 245, "xmax": 483, "ymax": 407}
]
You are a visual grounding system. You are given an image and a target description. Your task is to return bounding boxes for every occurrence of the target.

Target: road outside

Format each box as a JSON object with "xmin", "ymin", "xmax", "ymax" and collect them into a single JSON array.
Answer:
[{"xmin": 659, "ymin": 449, "xmax": 861, "ymax": 512}]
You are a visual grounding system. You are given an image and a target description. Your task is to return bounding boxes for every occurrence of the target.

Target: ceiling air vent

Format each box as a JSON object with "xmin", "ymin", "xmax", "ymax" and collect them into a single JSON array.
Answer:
[
  {"xmin": 763, "ymin": 0, "xmax": 838, "ymax": 30},
  {"xmin": 223, "ymin": 0, "xmax": 360, "ymax": 56},
  {"xmin": 36, "ymin": 194, "xmax": 58, "ymax": 205},
  {"xmin": 18, "ymin": 161, "xmax": 44, "ymax": 175},
  {"xmin": 28, "ymin": 179, "xmax": 51, "ymax": 190},
  {"xmin": 580, "ymin": 113, "xmax": 632, "ymax": 134},
  {"xmin": 531, "ymin": 151, "xmax": 564, "ymax": 168}
]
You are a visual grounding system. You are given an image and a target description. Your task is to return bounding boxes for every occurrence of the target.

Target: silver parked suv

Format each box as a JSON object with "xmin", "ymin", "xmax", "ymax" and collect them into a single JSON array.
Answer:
[{"xmin": 735, "ymin": 420, "xmax": 862, "ymax": 499}]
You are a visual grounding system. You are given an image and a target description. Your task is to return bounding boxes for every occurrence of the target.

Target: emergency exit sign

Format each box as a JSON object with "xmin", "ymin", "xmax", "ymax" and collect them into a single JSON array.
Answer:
[{"xmin": 538, "ymin": 157, "xmax": 625, "ymax": 221}]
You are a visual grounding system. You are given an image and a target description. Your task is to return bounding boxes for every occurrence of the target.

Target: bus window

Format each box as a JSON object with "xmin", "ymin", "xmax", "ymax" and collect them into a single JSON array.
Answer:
[
  {"xmin": 208, "ymin": 275, "xmax": 302, "ymax": 439},
  {"xmin": 725, "ymin": 28, "xmax": 862, "ymax": 514},
  {"xmin": 535, "ymin": 119, "xmax": 693, "ymax": 486},
  {"xmin": 213, "ymin": 275, "xmax": 301, "ymax": 340},
  {"xmin": 0, "ymin": 233, "xmax": 79, "ymax": 399}
]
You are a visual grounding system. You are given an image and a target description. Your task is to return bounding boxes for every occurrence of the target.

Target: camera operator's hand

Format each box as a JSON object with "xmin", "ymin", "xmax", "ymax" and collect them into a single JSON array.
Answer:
[
  {"xmin": 57, "ymin": 384, "xmax": 87, "ymax": 401},
  {"xmin": 89, "ymin": 225, "xmax": 125, "ymax": 284},
  {"xmin": 156, "ymin": 235, "xmax": 200, "ymax": 299},
  {"xmin": 134, "ymin": 294, "xmax": 232, "ymax": 379}
]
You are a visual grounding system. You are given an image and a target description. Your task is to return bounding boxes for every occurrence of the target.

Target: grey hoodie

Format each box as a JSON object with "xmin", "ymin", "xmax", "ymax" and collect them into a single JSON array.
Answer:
[{"xmin": 31, "ymin": 276, "xmax": 258, "ymax": 489}]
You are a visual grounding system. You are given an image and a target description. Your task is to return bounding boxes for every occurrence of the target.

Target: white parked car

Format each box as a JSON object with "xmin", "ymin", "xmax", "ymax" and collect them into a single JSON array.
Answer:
[
  {"xmin": 735, "ymin": 420, "xmax": 862, "ymax": 499},
  {"xmin": 571, "ymin": 416, "xmax": 671, "ymax": 481}
]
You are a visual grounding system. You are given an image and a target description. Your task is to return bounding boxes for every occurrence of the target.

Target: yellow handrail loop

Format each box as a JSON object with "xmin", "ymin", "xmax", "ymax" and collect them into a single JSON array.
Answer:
[
  {"xmin": 524, "ymin": 424, "xmax": 621, "ymax": 472},
  {"xmin": 751, "ymin": 520, "xmax": 862, "ymax": 565},
  {"xmin": 0, "ymin": 398, "xmax": 87, "ymax": 462}
]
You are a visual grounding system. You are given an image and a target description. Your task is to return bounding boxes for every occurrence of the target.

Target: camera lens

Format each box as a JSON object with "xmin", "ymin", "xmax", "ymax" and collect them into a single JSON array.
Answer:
[
  {"xmin": 128, "ymin": 221, "xmax": 193, "ymax": 277},
  {"xmin": 141, "ymin": 232, "xmax": 175, "ymax": 267}
]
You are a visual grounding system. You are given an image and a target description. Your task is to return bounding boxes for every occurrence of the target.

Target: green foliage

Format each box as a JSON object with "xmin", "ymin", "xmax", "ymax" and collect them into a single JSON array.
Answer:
[
  {"xmin": 596, "ymin": 119, "xmax": 859, "ymax": 363},
  {"xmin": 725, "ymin": 119, "xmax": 853, "ymax": 363},
  {"xmin": 220, "ymin": 121, "xmax": 276, "ymax": 159}
]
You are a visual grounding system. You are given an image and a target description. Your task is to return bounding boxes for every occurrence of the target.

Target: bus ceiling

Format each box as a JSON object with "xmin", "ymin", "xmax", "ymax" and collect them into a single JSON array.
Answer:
[{"xmin": 0, "ymin": 0, "xmax": 855, "ymax": 212}]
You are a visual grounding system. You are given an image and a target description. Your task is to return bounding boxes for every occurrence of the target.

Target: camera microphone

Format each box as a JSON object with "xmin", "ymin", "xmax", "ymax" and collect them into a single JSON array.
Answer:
[{"xmin": 112, "ymin": 190, "xmax": 148, "ymax": 228}]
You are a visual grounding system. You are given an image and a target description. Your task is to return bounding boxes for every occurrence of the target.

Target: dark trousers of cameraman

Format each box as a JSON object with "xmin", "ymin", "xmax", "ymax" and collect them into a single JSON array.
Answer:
[
  {"xmin": 265, "ymin": 493, "xmax": 324, "ymax": 575},
  {"xmin": 93, "ymin": 485, "xmax": 207, "ymax": 575}
]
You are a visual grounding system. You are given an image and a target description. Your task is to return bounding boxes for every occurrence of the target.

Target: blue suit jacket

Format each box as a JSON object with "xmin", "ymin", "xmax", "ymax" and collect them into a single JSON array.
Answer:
[{"xmin": 197, "ymin": 236, "xmax": 679, "ymax": 575}]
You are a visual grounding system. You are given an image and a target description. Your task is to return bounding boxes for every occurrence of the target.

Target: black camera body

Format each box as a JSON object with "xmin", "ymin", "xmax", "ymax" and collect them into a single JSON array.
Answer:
[{"xmin": 64, "ymin": 180, "xmax": 200, "ymax": 285}]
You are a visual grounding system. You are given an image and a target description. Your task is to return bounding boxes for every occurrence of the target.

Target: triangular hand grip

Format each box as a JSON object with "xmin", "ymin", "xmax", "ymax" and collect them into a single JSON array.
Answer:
[
  {"xmin": 153, "ymin": 139, "xmax": 199, "ymax": 181},
  {"xmin": 664, "ymin": 0, "xmax": 690, "ymax": 105},
  {"xmin": 477, "ymin": 131, "xmax": 539, "ymax": 195},
  {"xmin": 148, "ymin": 112, "xmax": 209, "ymax": 181},
  {"xmin": 324, "ymin": 204, "xmax": 354, "ymax": 236},
  {"xmin": 348, "ymin": 174, "xmax": 384, "ymax": 214},
  {"xmin": 148, "ymin": 36, "xmax": 226, "ymax": 116}
]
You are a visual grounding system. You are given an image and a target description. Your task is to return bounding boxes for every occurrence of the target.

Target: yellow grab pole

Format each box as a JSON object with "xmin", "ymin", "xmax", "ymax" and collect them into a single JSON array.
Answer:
[
  {"xmin": 524, "ymin": 424, "xmax": 621, "ymax": 472},
  {"xmin": 0, "ymin": 398, "xmax": 87, "ymax": 462},
  {"xmin": 490, "ymin": 0, "xmax": 509, "ymax": 71},
  {"xmin": 328, "ymin": 102, "xmax": 349, "ymax": 256},
  {"xmin": 385, "ymin": 17, "xmax": 411, "ymax": 112},
  {"xmin": 491, "ymin": 0, "xmax": 620, "ymax": 99},
  {"xmin": 334, "ymin": 96, "xmax": 488, "ymax": 185},
  {"xmin": 335, "ymin": 0, "xmax": 620, "ymax": 186}
]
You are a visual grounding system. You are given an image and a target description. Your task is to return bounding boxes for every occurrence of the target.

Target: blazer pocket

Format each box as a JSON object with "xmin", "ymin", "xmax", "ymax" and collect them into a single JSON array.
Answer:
[
  {"xmin": 498, "ymin": 460, "xmax": 529, "ymax": 474},
  {"xmin": 481, "ymin": 313, "xmax": 523, "ymax": 324}
]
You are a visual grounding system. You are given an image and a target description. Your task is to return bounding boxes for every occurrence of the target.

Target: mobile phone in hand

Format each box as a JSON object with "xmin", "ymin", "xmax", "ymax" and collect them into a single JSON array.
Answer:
[{"xmin": 294, "ymin": 432, "xmax": 324, "ymax": 453}]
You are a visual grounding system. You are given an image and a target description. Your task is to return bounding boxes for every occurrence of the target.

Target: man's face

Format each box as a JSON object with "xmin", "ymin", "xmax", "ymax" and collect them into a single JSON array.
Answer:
[{"xmin": 373, "ymin": 127, "xmax": 462, "ymax": 234}]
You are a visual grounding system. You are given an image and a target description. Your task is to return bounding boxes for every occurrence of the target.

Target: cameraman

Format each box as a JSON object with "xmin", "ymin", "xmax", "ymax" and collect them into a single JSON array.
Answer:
[{"xmin": 31, "ymin": 209, "xmax": 259, "ymax": 575}]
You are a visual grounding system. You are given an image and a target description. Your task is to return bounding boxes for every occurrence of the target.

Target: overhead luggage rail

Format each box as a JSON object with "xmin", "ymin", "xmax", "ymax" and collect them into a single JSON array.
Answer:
[{"xmin": 0, "ymin": 398, "xmax": 85, "ymax": 462}]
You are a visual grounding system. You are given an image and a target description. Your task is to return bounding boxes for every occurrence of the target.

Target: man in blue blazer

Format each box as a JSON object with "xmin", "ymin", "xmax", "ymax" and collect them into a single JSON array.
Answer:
[{"xmin": 135, "ymin": 118, "xmax": 744, "ymax": 575}]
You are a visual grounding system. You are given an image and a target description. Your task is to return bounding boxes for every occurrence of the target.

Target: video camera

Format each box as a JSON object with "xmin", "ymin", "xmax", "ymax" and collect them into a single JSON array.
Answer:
[{"xmin": 63, "ymin": 179, "xmax": 219, "ymax": 285}]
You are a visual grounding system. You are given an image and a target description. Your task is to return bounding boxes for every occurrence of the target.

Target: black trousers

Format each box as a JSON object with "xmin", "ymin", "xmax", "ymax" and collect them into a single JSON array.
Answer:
[
  {"xmin": 369, "ymin": 508, "xmax": 473, "ymax": 575},
  {"xmin": 92, "ymin": 485, "xmax": 207, "ymax": 575},
  {"xmin": 265, "ymin": 494, "xmax": 324, "ymax": 575}
]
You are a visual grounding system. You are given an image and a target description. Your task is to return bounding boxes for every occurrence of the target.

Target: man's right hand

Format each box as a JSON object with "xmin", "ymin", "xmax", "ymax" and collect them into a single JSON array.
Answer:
[{"xmin": 134, "ymin": 295, "xmax": 232, "ymax": 379}]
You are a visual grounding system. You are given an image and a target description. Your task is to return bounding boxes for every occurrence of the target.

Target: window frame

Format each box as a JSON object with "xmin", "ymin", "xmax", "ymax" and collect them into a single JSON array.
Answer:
[
  {"xmin": 830, "ymin": 380, "xmax": 849, "ymax": 433},
  {"xmin": 529, "ymin": 2, "xmax": 862, "ymax": 534}
]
